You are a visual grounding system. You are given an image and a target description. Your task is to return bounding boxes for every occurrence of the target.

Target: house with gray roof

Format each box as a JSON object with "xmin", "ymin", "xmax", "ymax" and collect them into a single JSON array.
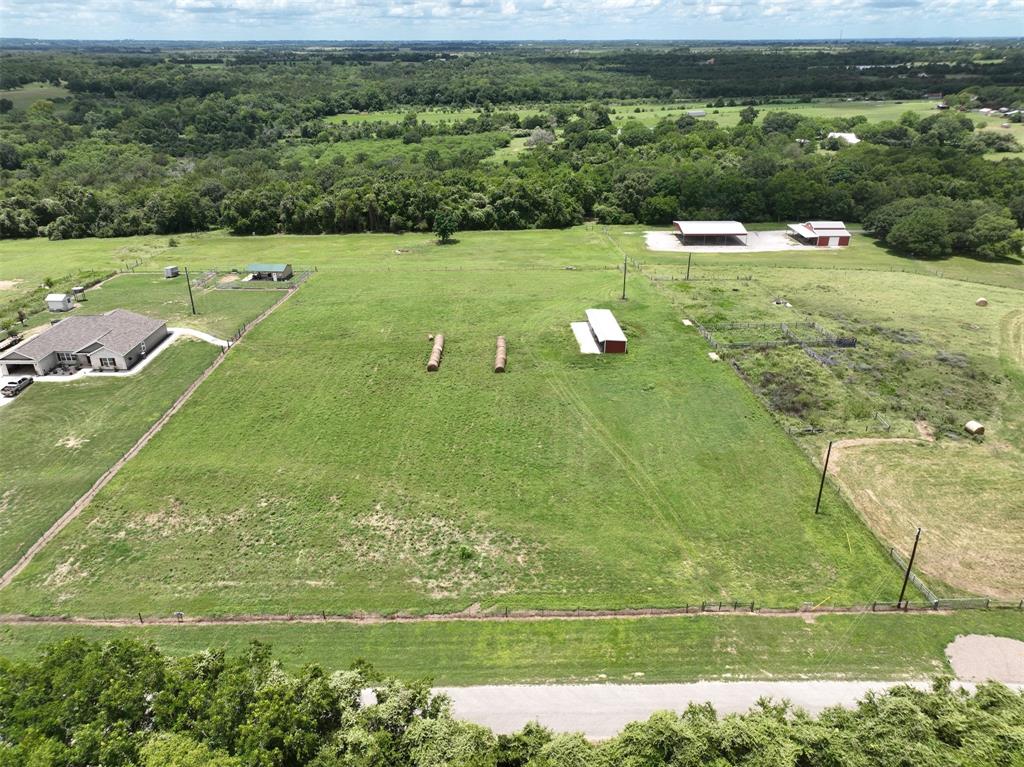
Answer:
[{"xmin": 0, "ymin": 309, "xmax": 168, "ymax": 376}]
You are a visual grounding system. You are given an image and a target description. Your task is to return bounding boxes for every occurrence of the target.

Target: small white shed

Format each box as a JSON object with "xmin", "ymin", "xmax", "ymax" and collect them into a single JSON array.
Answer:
[
  {"xmin": 164, "ymin": 265, "xmax": 179, "ymax": 278},
  {"xmin": 45, "ymin": 293, "xmax": 73, "ymax": 312}
]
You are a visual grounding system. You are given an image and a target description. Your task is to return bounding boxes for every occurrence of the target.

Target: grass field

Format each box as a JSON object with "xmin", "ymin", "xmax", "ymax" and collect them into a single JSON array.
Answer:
[
  {"xmin": 55, "ymin": 273, "xmax": 283, "ymax": 338},
  {"xmin": 608, "ymin": 100, "xmax": 940, "ymax": 128},
  {"xmin": 0, "ymin": 81, "xmax": 71, "ymax": 110},
  {"xmin": 1, "ymin": 227, "xmax": 1020, "ymax": 623},
  {"xmin": 285, "ymin": 131, "xmax": 511, "ymax": 168},
  {"xmin": 0, "ymin": 229, "xmax": 897, "ymax": 618},
  {"xmin": 325, "ymin": 106, "xmax": 543, "ymax": 125},
  {"xmin": 321, "ymin": 100, "xmax": 941, "ymax": 131},
  {"xmin": 611, "ymin": 228, "xmax": 1024, "ymax": 599},
  {"xmin": 2, "ymin": 611, "xmax": 1023, "ymax": 684},
  {"xmin": 0, "ymin": 340, "xmax": 219, "ymax": 576}
]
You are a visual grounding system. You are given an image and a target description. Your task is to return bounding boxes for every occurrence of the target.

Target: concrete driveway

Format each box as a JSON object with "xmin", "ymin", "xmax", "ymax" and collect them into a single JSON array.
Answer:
[{"xmin": 437, "ymin": 679, "xmax": 1024, "ymax": 739}]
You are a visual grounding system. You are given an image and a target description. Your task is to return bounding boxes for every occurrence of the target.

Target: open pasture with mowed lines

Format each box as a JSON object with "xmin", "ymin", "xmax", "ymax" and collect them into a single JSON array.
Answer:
[{"xmin": 0, "ymin": 229, "xmax": 897, "ymax": 618}]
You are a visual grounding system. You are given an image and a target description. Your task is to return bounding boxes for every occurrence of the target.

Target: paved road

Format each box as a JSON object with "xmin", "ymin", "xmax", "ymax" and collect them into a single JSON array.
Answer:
[{"xmin": 437, "ymin": 680, "xmax": 1024, "ymax": 739}]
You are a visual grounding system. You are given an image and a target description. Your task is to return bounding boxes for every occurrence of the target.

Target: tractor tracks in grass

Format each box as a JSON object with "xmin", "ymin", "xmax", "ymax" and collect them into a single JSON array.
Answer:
[
  {"xmin": 1001, "ymin": 308, "xmax": 1024, "ymax": 371},
  {"xmin": 539, "ymin": 362, "xmax": 691, "ymax": 557},
  {"xmin": 0, "ymin": 283, "xmax": 305, "ymax": 592}
]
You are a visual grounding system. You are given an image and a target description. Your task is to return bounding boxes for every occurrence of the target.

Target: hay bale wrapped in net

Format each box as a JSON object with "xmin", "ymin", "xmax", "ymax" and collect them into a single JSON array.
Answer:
[
  {"xmin": 494, "ymin": 336, "xmax": 507, "ymax": 373},
  {"xmin": 427, "ymin": 334, "xmax": 444, "ymax": 372}
]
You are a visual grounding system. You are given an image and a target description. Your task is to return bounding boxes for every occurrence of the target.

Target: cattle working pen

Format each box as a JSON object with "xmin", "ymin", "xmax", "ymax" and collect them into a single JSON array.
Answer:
[{"xmin": 695, "ymin": 321, "xmax": 857, "ymax": 366}]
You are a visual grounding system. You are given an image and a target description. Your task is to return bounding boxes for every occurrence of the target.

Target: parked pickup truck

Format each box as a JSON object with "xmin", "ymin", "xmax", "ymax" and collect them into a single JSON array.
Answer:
[{"xmin": 1, "ymin": 377, "xmax": 33, "ymax": 397}]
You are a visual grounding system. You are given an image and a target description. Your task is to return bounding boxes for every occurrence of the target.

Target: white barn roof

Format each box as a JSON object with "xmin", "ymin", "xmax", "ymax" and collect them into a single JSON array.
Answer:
[
  {"xmin": 570, "ymin": 322, "xmax": 601, "ymax": 354},
  {"xmin": 585, "ymin": 309, "xmax": 626, "ymax": 344},
  {"xmin": 789, "ymin": 221, "xmax": 851, "ymax": 239},
  {"xmin": 673, "ymin": 220, "xmax": 748, "ymax": 237},
  {"xmin": 827, "ymin": 132, "xmax": 860, "ymax": 144},
  {"xmin": 46, "ymin": 293, "xmax": 70, "ymax": 302}
]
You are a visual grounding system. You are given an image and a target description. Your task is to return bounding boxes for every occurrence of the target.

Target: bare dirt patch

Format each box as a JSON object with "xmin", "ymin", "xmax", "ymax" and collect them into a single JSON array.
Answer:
[
  {"xmin": 0, "ymin": 279, "xmax": 23, "ymax": 290},
  {"xmin": 946, "ymin": 635, "xmax": 1024, "ymax": 683},
  {"xmin": 350, "ymin": 504, "xmax": 539, "ymax": 599},
  {"xmin": 218, "ymin": 274, "xmax": 239, "ymax": 285},
  {"xmin": 914, "ymin": 420, "xmax": 935, "ymax": 442},
  {"xmin": 826, "ymin": 437, "xmax": 920, "ymax": 475}
]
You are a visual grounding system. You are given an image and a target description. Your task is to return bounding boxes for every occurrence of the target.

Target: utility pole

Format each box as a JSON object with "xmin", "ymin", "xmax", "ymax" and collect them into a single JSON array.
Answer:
[
  {"xmin": 184, "ymin": 266, "xmax": 197, "ymax": 315},
  {"xmin": 814, "ymin": 440, "xmax": 833, "ymax": 515},
  {"xmin": 898, "ymin": 527, "xmax": 922, "ymax": 609},
  {"xmin": 686, "ymin": 253, "xmax": 692, "ymax": 281},
  {"xmin": 621, "ymin": 252, "xmax": 628, "ymax": 301}
]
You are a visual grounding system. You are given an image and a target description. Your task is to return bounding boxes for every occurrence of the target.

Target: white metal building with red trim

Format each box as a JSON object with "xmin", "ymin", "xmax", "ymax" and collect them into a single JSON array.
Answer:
[{"xmin": 787, "ymin": 221, "xmax": 852, "ymax": 247}]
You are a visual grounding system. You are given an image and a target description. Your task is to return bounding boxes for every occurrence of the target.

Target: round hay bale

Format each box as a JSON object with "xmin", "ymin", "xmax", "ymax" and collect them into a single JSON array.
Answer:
[
  {"xmin": 494, "ymin": 336, "xmax": 507, "ymax": 373},
  {"xmin": 427, "ymin": 334, "xmax": 444, "ymax": 372},
  {"xmin": 976, "ymin": 297, "xmax": 988, "ymax": 307}
]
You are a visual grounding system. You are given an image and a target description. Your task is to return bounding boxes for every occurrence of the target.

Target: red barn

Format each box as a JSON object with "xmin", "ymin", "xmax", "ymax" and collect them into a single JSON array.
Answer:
[{"xmin": 787, "ymin": 221, "xmax": 851, "ymax": 247}]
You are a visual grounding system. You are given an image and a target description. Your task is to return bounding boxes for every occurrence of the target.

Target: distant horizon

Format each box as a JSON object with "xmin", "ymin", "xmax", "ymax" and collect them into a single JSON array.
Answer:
[
  {"xmin": 2, "ymin": 0, "xmax": 1022, "ymax": 44},
  {"xmin": 2, "ymin": 36, "xmax": 1022, "ymax": 45}
]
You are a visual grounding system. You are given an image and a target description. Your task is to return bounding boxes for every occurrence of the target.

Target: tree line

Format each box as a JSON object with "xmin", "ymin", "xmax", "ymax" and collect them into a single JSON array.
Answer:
[
  {"xmin": 2, "ymin": 638, "xmax": 1023, "ymax": 767},
  {"xmin": 1, "ymin": 46, "xmax": 1023, "ymax": 260}
]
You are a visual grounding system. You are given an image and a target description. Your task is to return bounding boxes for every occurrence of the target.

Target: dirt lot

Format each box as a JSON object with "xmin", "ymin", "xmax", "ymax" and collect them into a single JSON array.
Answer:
[
  {"xmin": 645, "ymin": 230, "xmax": 836, "ymax": 253},
  {"xmin": 946, "ymin": 635, "xmax": 1024, "ymax": 683}
]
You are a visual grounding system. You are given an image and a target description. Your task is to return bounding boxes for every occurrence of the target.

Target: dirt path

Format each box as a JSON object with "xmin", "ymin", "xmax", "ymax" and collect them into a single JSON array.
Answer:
[
  {"xmin": 0, "ymin": 284, "xmax": 303, "ymax": 591},
  {"xmin": 0, "ymin": 604, "xmax": 997, "ymax": 627},
  {"xmin": 825, "ymin": 437, "xmax": 922, "ymax": 474}
]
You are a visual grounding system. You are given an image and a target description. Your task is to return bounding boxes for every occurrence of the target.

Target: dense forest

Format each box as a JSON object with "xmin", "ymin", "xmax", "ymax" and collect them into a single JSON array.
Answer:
[
  {"xmin": 2, "ymin": 638, "xmax": 1024, "ymax": 767},
  {"xmin": 1, "ymin": 42, "xmax": 1023, "ymax": 259}
]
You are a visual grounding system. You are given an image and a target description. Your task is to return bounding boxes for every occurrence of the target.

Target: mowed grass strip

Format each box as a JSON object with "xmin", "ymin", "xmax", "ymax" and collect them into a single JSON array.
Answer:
[
  {"xmin": 67, "ymin": 273, "xmax": 283, "ymax": 338},
  {"xmin": 0, "ymin": 264, "xmax": 891, "ymax": 617},
  {"xmin": 0, "ymin": 339, "xmax": 219, "ymax": 575},
  {"xmin": 3, "ymin": 611, "xmax": 1023, "ymax": 684}
]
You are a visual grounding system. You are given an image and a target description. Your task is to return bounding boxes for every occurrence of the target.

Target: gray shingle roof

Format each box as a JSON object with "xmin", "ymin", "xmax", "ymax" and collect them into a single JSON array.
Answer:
[{"xmin": 0, "ymin": 309, "xmax": 165, "ymax": 362}]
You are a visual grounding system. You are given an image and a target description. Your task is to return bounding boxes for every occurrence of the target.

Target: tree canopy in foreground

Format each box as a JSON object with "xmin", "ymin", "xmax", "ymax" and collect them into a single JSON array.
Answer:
[{"xmin": 1, "ymin": 638, "xmax": 1023, "ymax": 767}]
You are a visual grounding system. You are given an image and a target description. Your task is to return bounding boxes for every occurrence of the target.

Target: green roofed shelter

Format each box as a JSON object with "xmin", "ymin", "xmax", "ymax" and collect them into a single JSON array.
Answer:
[{"xmin": 245, "ymin": 263, "xmax": 293, "ymax": 281}]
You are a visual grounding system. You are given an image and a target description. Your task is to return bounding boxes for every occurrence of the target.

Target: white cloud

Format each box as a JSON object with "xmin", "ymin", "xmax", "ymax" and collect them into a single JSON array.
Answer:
[{"xmin": 0, "ymin": 0, "xmax": 1021, "ymax": 38}]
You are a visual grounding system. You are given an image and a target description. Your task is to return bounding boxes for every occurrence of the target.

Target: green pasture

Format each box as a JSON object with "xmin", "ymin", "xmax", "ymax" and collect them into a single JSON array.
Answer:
[
  {"xmin": 0, "ymin": 340, "xmax": 219, "ymax": 576},
  {"xmin": 0, "ymin": 81, "xmax": 71, "ymax": 110},
  {"xmin": 607, "ymin": 99, "xmax": 939, "ymax": 128},
  {"xmin": 65, "ymin": 272, "xmax": 283, "ymax": 338},
  {"xmin": 1, "ymin": 227, "xmax": 1020, "ymax": 620},
  {"xmin": 617, "ymin": 232, "xmax": 1023, "ymax": 600},
  {"xmin": 325, "ymin": 106, "xmax": 542, "ymax": 125},
  {"xmin": 285, "ymin": 131, "xmax": 511, "ymax": 168},
  {"xmin": 607, "ymin": 228, "xmax": 1024, "ymax": 291},
  {"xmin": 2, "ymin": 611, "xmax": 1023, "ymax": 684},
  {"xmin": 0, "ymin": 233, "xmax": 894, "ymax": 618},
  {"xmin": 482, "ymin": 136, "xmax": 531, "ymax": 165}
]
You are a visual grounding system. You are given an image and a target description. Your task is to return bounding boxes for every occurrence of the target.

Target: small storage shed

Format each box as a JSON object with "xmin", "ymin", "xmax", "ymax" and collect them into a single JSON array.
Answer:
[
  {"xmin": 164, "ymin": 265, "xmax": 179, "ymax": 278},
  {"xmin": 585, "ymin": 309, "xmax": 627, "ymax": 354},
  {"xmin": 45, "ymin": 293, "xmax": 73, "ymax": 312},
  {"xmin": 245, "ymin": 263, "xmax": 293, "ymax": 281}
]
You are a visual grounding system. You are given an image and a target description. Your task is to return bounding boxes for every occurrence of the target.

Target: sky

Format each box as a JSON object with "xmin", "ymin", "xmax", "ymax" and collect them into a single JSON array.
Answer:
[{"xmin": 0, "ymin": 0, "xmax": 1022, "ymax": 41}]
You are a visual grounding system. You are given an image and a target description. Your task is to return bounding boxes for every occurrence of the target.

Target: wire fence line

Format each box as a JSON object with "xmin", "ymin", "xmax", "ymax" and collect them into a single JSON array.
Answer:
[{"xmin": 3, "ymin": 597, "xmax": 1022, "ymax": 628}]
